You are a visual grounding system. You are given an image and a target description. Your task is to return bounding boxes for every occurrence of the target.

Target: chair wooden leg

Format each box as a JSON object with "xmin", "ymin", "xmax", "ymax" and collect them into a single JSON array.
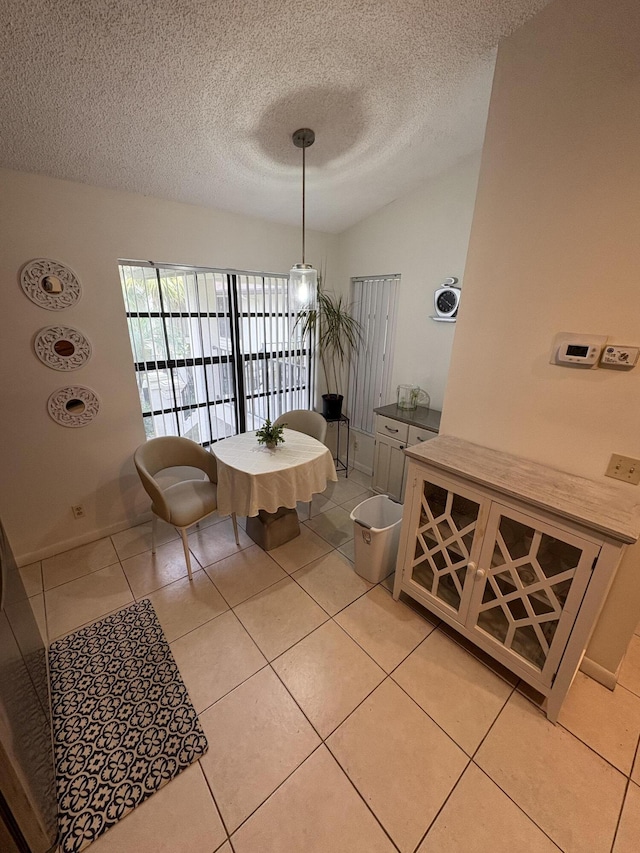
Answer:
[
  {"xmin": 151, "ymin": 515, "xmax": 157, "ymax": 555},
  {"xmin": 231, "ymin": 512, "xmax": 240, "ymax": 546},
  {"xmin": 179, "ymin": 527, "xmax": 193, "ymax": 581}
]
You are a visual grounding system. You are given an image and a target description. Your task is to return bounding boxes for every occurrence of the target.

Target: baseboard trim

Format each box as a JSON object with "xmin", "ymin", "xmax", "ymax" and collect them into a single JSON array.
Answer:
[
  {"xmin": 17, "ymin": 513, "xmax": 151, "ymax": 566},
  {"xmin": 579, "ymin": 655, "xmax": 619, "ymax": 691},
  {"xmin": 350, "ymin": 460, "xmax": 373, "ymax": 476}
]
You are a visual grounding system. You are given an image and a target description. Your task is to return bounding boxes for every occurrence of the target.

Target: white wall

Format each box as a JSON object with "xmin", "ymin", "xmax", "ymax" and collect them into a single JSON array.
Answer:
[
  {"xmin": 0, "ymin": 169, "xmax": 335, "ymax": 561},
  {"xmin": 337, "ymin": 152, "xmax": 482, "ymax": 471},
  {"xmin": 441, "ymin": 0, "xmax": 640, "ymax": 675}
]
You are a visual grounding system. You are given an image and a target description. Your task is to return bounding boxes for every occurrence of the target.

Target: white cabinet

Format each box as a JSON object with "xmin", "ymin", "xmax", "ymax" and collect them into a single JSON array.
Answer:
[
  {"xmin": 372, "ymin": 416, "xmax": 408, "ymax": 500},
  {"xmin": 393, "ymin": 436, "xmax": 639, "ymax": 721},
  {"xmin": 372, "ymin": 413, "xmax": 438, "ymax": 502}
]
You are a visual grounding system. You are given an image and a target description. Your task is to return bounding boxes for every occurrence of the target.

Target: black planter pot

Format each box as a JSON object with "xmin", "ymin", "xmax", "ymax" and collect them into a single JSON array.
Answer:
[{"xmin": 322, "ymin": 393, "xmax": 343, "ymax": 420}]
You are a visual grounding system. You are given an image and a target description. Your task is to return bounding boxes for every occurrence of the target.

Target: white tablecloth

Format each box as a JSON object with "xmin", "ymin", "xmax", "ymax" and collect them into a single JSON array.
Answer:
[{"xmin": 213, "ymin": 428, "xmax": 338, "ymax": 517}]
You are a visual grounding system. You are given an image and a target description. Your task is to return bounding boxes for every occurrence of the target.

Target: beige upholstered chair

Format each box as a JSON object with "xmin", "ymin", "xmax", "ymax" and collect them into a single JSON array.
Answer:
[
  {"xmin": 273, "ymin": 409, "xmax": 327, "ymax": 444},
  {"xmin": 273, "ymin": 410, "xmax": 328, "ymax": 517},
  {"xmin": 134, "ymin": 436, "xmax": 239, "ymax": 581}
]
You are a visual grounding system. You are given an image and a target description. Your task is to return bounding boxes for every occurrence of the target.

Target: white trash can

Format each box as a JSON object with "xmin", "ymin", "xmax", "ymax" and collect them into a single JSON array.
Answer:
[{"xmin": 350, "ymin": 495, "xmax": 404, "ymax": 583}]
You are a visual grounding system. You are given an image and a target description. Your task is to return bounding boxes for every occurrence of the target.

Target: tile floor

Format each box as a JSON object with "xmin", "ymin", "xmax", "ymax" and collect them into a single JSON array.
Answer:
[{"xmin": 22, "ymin": 467, "xmax": 640, "ymax": 853}]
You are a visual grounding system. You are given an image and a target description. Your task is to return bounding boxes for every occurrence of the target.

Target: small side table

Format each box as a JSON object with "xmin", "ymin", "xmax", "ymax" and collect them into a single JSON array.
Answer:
[{"xmin": 323, "ymin": 413, "xmax": 349, "ymax": 476}]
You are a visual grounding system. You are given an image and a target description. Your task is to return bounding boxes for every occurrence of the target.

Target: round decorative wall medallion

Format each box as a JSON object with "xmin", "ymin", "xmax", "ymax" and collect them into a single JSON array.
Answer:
[
  {"xmin": 20, "ymin": 258, "xmax": 82, "ymax": 310},
  {"xmin": 34, "ymin": 326, "xmax": 92, "ymax": 371},
  {"xmin": 47, "ymin": 386, "xmax": 100, "ymax": 428}
]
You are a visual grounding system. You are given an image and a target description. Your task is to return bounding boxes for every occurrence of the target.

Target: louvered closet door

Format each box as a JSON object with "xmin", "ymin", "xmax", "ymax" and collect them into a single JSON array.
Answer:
[
  {"xmin": 467, "ymin": 503, "xmax": 600, "ymax": 687},
  {"xmin": 405, "ymin": 471, "xmax": 488, "ymax": 622}
]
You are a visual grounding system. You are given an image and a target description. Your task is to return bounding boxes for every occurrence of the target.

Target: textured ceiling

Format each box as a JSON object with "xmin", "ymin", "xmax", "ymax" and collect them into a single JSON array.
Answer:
[{"xmin": 0, "ymin": 0, "xmax": 551, "ymax": 233}]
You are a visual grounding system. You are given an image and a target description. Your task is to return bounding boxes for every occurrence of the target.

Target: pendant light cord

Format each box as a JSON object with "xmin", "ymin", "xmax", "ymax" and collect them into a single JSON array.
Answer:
[{"xmin": 301, "ymin": 142, "xmax": 306, "ymax": 265}]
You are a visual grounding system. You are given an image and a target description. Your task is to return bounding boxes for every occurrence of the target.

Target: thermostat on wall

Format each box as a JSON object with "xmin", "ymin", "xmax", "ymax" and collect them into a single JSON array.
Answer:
[{"xmin": 551, "ymin": 332, "xmax": 607, "ymax": 368}]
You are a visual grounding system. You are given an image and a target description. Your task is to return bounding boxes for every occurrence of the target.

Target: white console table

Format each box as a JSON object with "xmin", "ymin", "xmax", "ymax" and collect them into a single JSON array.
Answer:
[{"xmin": 393, "ymin": 435, "xmax": 640, "ymax": 721}]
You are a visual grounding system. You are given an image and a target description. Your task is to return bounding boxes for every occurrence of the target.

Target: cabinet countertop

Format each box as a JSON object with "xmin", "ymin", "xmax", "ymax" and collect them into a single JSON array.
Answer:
[
  {"xmin": 374, "ymin": 404, "xmax": 442, "ymax": 433},
  {"xmin": 405, "ymin": 435, "xmax": 640, "ymax": 545}
]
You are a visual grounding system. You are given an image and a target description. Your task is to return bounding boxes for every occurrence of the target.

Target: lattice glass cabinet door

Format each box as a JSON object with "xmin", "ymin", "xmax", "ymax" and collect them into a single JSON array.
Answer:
[
  {"xmin": 406, "ymin": 473, "xmax": 487, "ymax": 620},
  {"xmin": 468, "ymin": 504, "xmax": 600, "ymax": 685}
]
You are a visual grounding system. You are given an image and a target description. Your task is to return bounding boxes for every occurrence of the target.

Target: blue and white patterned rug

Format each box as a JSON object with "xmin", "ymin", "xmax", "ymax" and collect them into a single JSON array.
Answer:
[{"xmin": 49, "ymin": 599, "xmax": 208, "ymax": 852}]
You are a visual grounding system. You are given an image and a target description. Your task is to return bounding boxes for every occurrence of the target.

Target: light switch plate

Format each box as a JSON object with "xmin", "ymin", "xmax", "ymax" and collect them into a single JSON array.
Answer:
[{"xmin": 605, "ymin": 454, "xmax": 640, "ymax": 485}]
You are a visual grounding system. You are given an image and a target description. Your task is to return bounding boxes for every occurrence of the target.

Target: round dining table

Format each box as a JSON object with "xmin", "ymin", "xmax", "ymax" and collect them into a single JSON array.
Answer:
[{"xmin": 213, "ymin": 428, "xmax": 337, "ymax": 519}]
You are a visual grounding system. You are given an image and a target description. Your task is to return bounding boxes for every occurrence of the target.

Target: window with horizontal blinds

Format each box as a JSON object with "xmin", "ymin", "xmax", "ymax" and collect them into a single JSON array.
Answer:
[
  {"xmin": 119, "ymin": 262, "xmax": 314, "ymax": 445},
  {"xmin": 348, "ymin": 275, "xmax": 399, "ymax": 435}
]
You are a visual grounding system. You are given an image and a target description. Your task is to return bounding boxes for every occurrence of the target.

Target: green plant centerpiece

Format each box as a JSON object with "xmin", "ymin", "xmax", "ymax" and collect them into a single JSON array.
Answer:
[
  {"xmin": 256, "ymin": 418, "xmax": 286, "ymax": 449},
  {"xmin": 297, "ymin": 274, "xmax": 362, "ymax": 420}
]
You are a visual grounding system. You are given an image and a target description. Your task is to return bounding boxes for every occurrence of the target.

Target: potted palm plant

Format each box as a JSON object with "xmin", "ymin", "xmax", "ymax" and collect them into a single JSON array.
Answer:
[{"xmin": 298, "ymin": 276, "xmax": 362, "ymax": 420}]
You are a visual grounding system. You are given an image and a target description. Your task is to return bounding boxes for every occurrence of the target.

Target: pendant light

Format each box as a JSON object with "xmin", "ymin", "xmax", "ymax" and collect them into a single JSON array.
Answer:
[{"xmin": 289, "ymin": 128, "xmax": 317, "ymax": 303}]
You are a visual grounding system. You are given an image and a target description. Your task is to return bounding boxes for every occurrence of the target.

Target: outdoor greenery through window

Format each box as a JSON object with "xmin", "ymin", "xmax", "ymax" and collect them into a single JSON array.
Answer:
[{"xmin": 119, "ymin": 262, "xmax": 314, "ymax": 446}]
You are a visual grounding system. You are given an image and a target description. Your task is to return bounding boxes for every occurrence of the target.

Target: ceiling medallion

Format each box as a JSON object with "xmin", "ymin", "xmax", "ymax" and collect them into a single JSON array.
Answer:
[
  {"xmin": 34, "ymin": 326, "xmax": 92, "ymax": 371},
  {"xmin": 20, "ymin": 258, "xmax": 82, "ymax": 310},
  {"xmin": 47, "ymin": 386, "xmax": 100, "ymax": 428}
]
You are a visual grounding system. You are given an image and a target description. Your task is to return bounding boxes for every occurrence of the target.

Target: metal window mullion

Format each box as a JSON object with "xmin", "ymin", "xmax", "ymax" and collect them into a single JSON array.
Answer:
[
  {"xmin": 156, "ymin": 268, "xmax": 181, "ymax": 436},
  {"xmin": 194, "ymin": 270, "xmax": 214, "ymax": 445},
  {"xmin": 229, "ymin": 274, "xmax": 245, "ymax": 434},
  {"xmin": 242, "ymin": 275, "xmax": 253, "ymax": 429},
  {"xmin": 261, "ymin": 275, "xmax": 270, "ymax": 422},
  {"xmin": 146, "ymin": 267, "xmax": 168, "ymax": 437}
]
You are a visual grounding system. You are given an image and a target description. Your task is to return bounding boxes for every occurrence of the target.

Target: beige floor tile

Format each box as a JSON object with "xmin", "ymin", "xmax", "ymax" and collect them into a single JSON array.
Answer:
[
  {"xmin": 393, "ymin": 629, "xmax": 513, "ymax": 754},
  {"xmin": 19, "ymin": 561, "xmax": 42, "ymax": 597},
  {"xmin": 328, "ymin": 678, "xmax": 467, "ymax": 852},
  {"xmin": 231, "ymin": 746, "xmax": 396, "ymax": 853},
  {"xmin": 110, "ymin": 518, "xmax": 179, "ymax": 561},
  {"xmin": 347, "ymin": 468, "xmax": 373, "ymax": 489},
  {"xmin": 145, "ymin": 570, "xmax": 228, "ymax": 642},
  {"xmin": 268, "ymin": 525, "xmax": 334, "ymax": 573},
  {"xmin": 199, "ymin": 667, "xmax": 320, "ymax": 831},
  {"xmin": 29, "ymin": 593, "xmax": 47, "ymax": 642},
  {"xmin": 633, "ymin": 749, "xmax": 640, "ymax": 786},
  {"xmin": 475, "ymin": 691, "xmax": 627, "ymax": 853},
  {"xmin": 296, "ymin": 492, "xmax": 338, "ymax": 520},
  {"xmin": 335, "ymin": 585, "xmax": 435, "ymax": 673},
  {"xmin": 292, "ymin": 551, "xmax": 373, "ymax": 616},
  {"xmin": 339, "ymin": 489, "xmax": 377, "ymax": 513},
  {"xmin": 614, "ymin": 781, "xmax": 640, "ymax": 853},
  {"xmin": 216, "ymin": 844, "xmax": 232, "ymax": 853},
  {"xmin": 204, "ymin": 545, "xmax": 287, "ymax": 607},
  {"xmin": 618, "ymin": 634, "xmax": 640, "ymax": 698},
  {"xmin": 234, "ymin": 578, "xmax": 328, "ymax": 661},
  {"xmin": 323, "ymin": 478, "xmax": 371, "ymax": 506},
  {"xmin": 417, "ymin": 763, "xmax": 560, "ymax": 853},
  {"xmin": 337, "ymin": 538, "xmax": 355, "ymax": 563},
  {"xmin": 87, "ymin": 763, "xmax": 226, "ymax": 853},
  {"xmin": 121, "ymin": 538, "xmax": 200, "ymax": 598},
  {"xmin": 170, "ymin": 610, "xmax": 266, "ymax": 712},
  {"xmin": 45, "ymin": 564, "xmax": 133, "ymax": 640},
  {"xmin": 304, "ymin": 505, "xmax": 354, "ymax": 548},
  {"xmin": 187, "ymin": 517, "xmax": 252, "ymax": 568},
  {"xmin": 380, "ymin": 571, "xmax": 395, "ymax": 593},
  {"xmin": 558, "ymin": 673, "xmax": 640, "ymax": 774},
  {"xmin": 42, "ymin": 537, "xmax": 119, "ymax": 590},
  {"xmin": 273, "ymin": 620, "xmax": 385, "ymax": 737}
]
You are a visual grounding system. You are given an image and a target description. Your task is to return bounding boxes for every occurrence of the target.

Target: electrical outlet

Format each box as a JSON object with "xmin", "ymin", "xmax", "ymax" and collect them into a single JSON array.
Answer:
[
  {"xmin": 354, "ymin": 439, "xmax": 359, "ymax": 450},
  {"xmin": 71, "ymin": 504, "xmax": 85, "ymax": 519},
  {"xmin": 605, "ymin": 454, "xmax": 640, "ymax": 485}
]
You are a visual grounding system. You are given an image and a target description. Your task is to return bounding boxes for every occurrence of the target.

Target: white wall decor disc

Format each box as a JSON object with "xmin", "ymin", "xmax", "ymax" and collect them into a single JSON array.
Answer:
[
  {"xmin": 34, "ymin": 326, "xmax": 92, "ymax": 371},
  {"xmin": 47, "ymin": 386, "xmax": 100, "ymax": 428},
  {"xmin": 20, "ymin": 258, "xmax": 81, "ymax": 310}
]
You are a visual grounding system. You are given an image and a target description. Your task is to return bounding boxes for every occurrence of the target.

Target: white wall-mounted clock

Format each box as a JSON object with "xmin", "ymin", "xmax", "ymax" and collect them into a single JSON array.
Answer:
[{"xmin": 430, "ymin": 277, "xmax": 461, "ymax": 323}]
